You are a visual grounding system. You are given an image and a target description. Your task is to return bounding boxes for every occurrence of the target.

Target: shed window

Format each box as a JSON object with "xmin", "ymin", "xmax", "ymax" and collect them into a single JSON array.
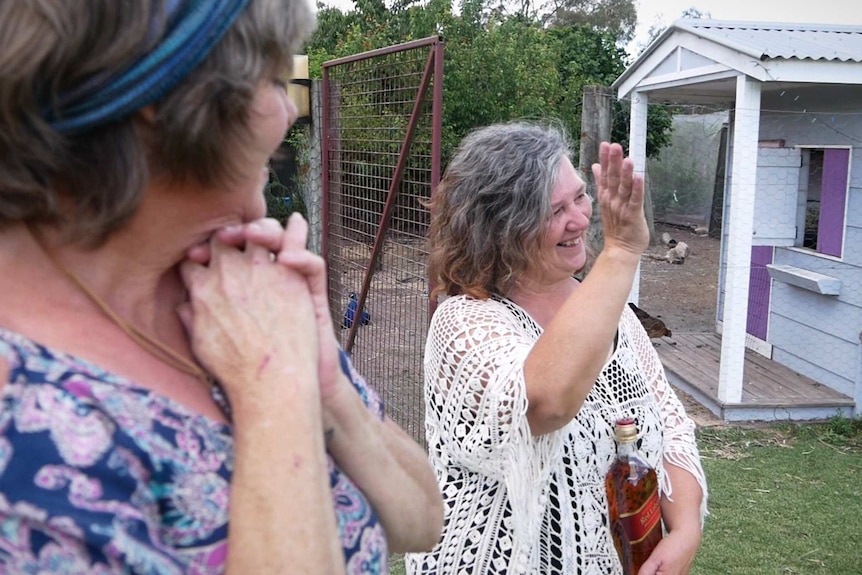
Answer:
[{"xmin": 798, "ymin": 148, "xmax": 850, "ymax": 258}]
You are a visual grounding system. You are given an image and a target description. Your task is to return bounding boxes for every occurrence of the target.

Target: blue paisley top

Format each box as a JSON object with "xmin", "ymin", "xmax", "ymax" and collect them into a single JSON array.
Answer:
[{"xmin": 0, "ymin": 327, "xmax": 388, "ymax": 574}]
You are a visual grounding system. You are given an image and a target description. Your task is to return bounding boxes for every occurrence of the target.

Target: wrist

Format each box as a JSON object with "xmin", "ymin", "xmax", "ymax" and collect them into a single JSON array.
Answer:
[
  {"xmin": 227, "ymin": 362, "xmax": 320, "ymax": 425},
  {"xmin": 598, "ymin": 244, "xmax": 643, "ymax": 267},
  {"xmin": 320, "ymin": 371, "xmax": 357, "ymax": 435}
]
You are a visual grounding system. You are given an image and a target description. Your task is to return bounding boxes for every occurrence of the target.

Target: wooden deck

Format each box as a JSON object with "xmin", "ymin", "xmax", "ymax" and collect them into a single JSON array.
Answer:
[{"xmin": 653, "ymin": 332, "xmax": 855, "ymax": 422}]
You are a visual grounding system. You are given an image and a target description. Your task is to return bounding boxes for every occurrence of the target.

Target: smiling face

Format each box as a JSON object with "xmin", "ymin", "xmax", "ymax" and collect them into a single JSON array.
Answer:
[{"xmin": 535, "ymin": 156, "xmax": 592, "ymax": 283}]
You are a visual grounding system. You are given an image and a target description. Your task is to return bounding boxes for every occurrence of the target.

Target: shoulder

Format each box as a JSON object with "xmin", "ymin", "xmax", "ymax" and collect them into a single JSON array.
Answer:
[
  {"xmin": 427, "ymin": 296, "xmax": 538, "ymax": 370},
  {"xmin": 619, "ymin": 305, "xmax": 647, "ymax": 338},
  {"xmin": 432, "ymin": 295, "xmax": 518, "ymax": 329}
]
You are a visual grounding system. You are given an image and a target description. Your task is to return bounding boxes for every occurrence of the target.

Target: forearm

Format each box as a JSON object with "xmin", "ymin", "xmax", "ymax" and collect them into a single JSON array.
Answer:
[
  {"xmin": 324, "ymin": 374, "xmax": 443, "ymax": 553},
  {"xmin": 525, "ymin": 248, "xmax": 640, "ymax": 434},
  {"xmin": 661, "ymin": 462, "xmax": 704, "ymax": 537},
  {"xmin": 226, "ymin": 367, "xmax": 344, "ymax": 575}
]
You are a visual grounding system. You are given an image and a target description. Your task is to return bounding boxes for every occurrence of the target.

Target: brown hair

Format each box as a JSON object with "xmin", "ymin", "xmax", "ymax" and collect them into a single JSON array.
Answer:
[{"xmin": 0, "ymin": 0, "xmax": 314, "ymax": 246}]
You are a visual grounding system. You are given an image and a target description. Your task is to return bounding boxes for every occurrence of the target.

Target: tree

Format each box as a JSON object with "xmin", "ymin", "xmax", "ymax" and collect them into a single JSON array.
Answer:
[
  {"xmin": 641, "ymin": 5, "xmax": 711, "ymax": 51},
  {"xmin": 547, "ymin": 25, "xmax": 625, "ymax": 149},
  {"xmin": 306, "ymin": 0, "xmax": 674, "ymax": 166},
  {"xmin": 545, "ymin": 0, "xmax": 637, "ymax": 44},
  {"xmin": 611, "ymin": 99, "xmax": 673, "ymax": 159}
]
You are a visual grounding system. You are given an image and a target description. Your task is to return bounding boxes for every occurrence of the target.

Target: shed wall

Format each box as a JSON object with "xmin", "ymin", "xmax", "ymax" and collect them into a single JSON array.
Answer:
[{"xmin": 745, "ymin": 111, "xmax": 861, "ymax": 397}]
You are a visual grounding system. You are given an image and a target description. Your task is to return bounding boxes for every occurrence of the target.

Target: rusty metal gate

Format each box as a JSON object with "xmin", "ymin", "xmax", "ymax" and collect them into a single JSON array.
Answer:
[{"xmin": 322, "ymin": 37, "xmax": 443, "ymax": 444}]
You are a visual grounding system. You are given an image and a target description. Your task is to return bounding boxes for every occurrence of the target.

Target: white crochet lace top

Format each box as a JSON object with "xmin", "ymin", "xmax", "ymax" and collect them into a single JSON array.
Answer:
[{"xmin": 405, "ymin": 295, "xmax": 707, "ymax": 575}]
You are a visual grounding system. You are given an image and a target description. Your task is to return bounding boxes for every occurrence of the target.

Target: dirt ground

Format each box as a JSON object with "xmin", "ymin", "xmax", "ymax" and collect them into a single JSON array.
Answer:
[
  {"xmin": 638, "ymin": 223, "xmax": 721, "ymax": 334},
  {"xmin": 638, "ymin": 223, "xmax": 725, "ymax": 427}
]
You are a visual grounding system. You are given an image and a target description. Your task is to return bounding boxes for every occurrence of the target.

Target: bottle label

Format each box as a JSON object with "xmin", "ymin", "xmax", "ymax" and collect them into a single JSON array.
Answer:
[{"xmin": 619, "ymin": 488, "xmax": 661, "ymax": 544}]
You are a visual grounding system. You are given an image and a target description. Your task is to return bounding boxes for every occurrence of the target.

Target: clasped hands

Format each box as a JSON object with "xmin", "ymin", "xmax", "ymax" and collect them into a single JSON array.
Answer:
[{"xmin": 179, "ymin": 213, "xmax": 345, "ymax": 419}]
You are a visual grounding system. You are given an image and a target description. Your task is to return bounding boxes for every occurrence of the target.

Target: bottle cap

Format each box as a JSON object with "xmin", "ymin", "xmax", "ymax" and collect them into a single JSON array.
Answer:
[{"xmin": 614, "ymin": 418, "xmax": 638, "ymax": 443}]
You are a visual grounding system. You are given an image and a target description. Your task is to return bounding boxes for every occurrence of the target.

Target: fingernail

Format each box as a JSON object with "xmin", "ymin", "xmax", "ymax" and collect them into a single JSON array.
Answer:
[{"xmin": 223, "ymin": 224, "xmax": 242, "ymax": 234}]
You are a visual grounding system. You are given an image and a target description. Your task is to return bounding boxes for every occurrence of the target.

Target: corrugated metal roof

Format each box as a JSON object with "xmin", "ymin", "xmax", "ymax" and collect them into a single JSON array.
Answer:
[{"xmin": 675, "ymin": 19, "xmax": 862, "ymax": 62}]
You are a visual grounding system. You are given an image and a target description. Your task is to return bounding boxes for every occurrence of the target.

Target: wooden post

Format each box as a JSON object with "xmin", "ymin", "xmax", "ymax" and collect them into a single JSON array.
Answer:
[
  {"xmin": 579, "ymin": 85, "xmax": 613, "ymax": 254},
  {"xmin": 709, "ymin": 123, "xmax": 729, "ymax": 239},
  {"xmin": 643, "ymin": 169, "xmax": 657, "ymax": 246}
]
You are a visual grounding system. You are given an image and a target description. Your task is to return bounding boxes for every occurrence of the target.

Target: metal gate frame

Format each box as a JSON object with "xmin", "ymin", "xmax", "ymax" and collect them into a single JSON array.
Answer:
[{"xmin": 321, "ymin": 36, "xmax": 443, "ymax": 442}]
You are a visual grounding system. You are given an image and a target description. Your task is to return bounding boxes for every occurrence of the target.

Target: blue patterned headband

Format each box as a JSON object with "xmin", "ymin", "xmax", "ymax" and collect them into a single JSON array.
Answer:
[{"xmin": 45, "ymin": 0, "xmax": 249, "ymax": 135}]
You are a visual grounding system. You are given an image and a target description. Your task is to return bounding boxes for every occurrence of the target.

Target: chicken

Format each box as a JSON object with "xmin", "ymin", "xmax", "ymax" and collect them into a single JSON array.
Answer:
[
  {"xmin": 645, "ymin": 241, "xmax": 689, "ymax": 265},
  {"xmin": 627, "ymin": 302, "xmax": 672, "ymax": 339}
]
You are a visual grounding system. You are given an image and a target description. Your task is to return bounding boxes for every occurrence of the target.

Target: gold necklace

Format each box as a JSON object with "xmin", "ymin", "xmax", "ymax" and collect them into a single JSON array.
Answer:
[{"xmin": 29, "ymin": 226, "xmax": 232, "ymax": 419}]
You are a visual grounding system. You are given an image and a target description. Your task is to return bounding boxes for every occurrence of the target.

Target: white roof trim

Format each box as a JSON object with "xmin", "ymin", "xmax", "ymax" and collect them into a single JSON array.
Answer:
[
  {"xmin": 616, "ymin": 24, "xmax": 862, "ymax": 98},
  {"xmin": 637, "ymin": 67, "xmax": 738, "ymax": 92},
  {"xmin": 616, "ymin": 30, "xmax": 770, "ymax": 97}
]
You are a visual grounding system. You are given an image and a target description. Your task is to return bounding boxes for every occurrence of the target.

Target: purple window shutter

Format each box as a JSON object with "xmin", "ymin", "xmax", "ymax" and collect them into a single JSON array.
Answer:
[
  {"xmin": 817, "ymin": 149, "xmax": 850, "ymax": 257},
  {"xmin": 747, "ymin": 246, "xmax": 773, "ymax": 340}
]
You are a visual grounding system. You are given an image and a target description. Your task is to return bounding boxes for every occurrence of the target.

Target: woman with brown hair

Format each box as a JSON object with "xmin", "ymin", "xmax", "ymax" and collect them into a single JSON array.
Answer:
[{"xmin": 0, "ymin": 1, "xmax": 442, "ymax": 573}]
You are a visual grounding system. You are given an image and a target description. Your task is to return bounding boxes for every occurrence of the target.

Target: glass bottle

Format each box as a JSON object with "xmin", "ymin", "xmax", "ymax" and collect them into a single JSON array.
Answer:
[{"xmin": 605, "ymin": 418, "xmax": 663, "ymax": 575}]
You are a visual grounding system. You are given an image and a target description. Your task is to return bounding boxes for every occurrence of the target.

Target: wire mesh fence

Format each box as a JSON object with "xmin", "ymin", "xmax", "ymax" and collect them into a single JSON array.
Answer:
[{"xmin": 322, "ymin": 38, "xmax": 442, "ymax": 445}]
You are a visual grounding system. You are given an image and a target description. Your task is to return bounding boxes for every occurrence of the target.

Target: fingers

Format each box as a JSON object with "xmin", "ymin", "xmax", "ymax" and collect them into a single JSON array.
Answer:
[
  {"xmin": 182, "ymin": 214, "xmax": 314, "ymax": 285},
  {"xmin": 281, "ymin": 212, "xmax": 309, "ymax": 253},
  {"xmin": 178, "ymin": 258, "xmax": 203, "ymax": 291},
  {"xmin": 606, "ymin": 143, "xmax": 622, "ymax": 197},
  {"xmin": 592, "ymin": 142, "xmax": 639, "ymax": 203},
  {"xmin": 278, "ymin": 250, "xmax": 327, "ymax": 296},
  {"xmin": 242, "ymin": 218, "xmax": 286, "ymax": 252},
  {"xmin": 176, "ymin": 301, "xmax": 194, "ymax": 334},
  {"xmin": 184, "ymin": 219, "xmax": 284, "ymax": 265},
  {"xmin": 629, "ymin": 167, "xmax": 645, "ymax": 207},
  {"xmin": 185, "ymin": 243, "xmax": 211, "ymax": 265}
]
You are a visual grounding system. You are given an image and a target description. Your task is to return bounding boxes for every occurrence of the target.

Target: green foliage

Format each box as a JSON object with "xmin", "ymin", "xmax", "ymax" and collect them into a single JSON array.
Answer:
[
  {"xmin": 612, "ymin": 99, "xmax": 673, "ymax": 159},
  {"xmin": 787, "ymin": 413, "xmax": 862, "ymax": 447},
  {"xmin": 546, "ymin": 25, "xmax": 625, "ymax": 147},
  {"xmin": 547, "ymin": 0, "xmax": 637, "ymax": 44},
  {"xmin": 441, "ymin": 15, "xmax": 562, "ymax": 155},
  {"xmin": 265, "ymin": 124, "xmax": 310, "ymax": 225},
  {"xmin": 391, "ymin": 422, "xmax": 862, "ymax": 574},
  {"xmin": 308, "ymin": 0, "xmax": 675, "ymax": 168},
  {"xmin": 264, "ymin": 175, "xmax": 299, "ymax": 226}
]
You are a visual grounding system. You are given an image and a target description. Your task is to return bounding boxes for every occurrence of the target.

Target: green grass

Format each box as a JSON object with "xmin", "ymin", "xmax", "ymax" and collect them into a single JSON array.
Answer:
[
  {"xmin": 693, "ymin": 418, "xmax": 862, "ymax": 574},
  {"xmin": 387, "ymin": 417, "xmax": 862, "ymax": 574},
  {"xmin": 389, "ymin": 555, "xmax": 406, "ymax": 575}
]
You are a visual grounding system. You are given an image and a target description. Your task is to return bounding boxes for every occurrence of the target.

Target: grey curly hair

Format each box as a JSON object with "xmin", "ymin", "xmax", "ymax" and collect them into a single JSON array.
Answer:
[{"xmin": 428, "ymin": 120, "xmax": 580, "ymax": 299}]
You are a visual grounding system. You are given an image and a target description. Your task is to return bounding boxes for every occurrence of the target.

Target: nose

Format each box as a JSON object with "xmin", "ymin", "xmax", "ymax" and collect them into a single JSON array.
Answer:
[
  {"xmin": 567, "ymin": 202, "xmax": 592, "ymax": 231},
  {"xmin": 285, "ymin": 96, "xmax": 299, "ymax": 128}
]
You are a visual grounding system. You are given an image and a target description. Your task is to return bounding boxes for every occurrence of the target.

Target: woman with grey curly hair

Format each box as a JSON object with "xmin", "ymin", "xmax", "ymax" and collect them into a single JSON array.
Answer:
[
  {"xmin": 407, "ymin": 121, "xmax": 707, "ymax": 574},
  {"xmin": 0, "ymin": 1, "xmax": 442, "ymax": 573}
]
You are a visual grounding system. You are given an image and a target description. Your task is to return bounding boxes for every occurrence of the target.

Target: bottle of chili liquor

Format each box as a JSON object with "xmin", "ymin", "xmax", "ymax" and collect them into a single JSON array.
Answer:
[{"xmin": 605, "ymin": 418, "xmax": 663, "ymax": 575}]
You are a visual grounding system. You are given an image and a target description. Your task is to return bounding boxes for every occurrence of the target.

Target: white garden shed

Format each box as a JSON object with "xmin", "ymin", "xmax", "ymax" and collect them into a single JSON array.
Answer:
[{"xmin": 615, "ymin": 20, "xmax": 862, "ymax": 420}]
